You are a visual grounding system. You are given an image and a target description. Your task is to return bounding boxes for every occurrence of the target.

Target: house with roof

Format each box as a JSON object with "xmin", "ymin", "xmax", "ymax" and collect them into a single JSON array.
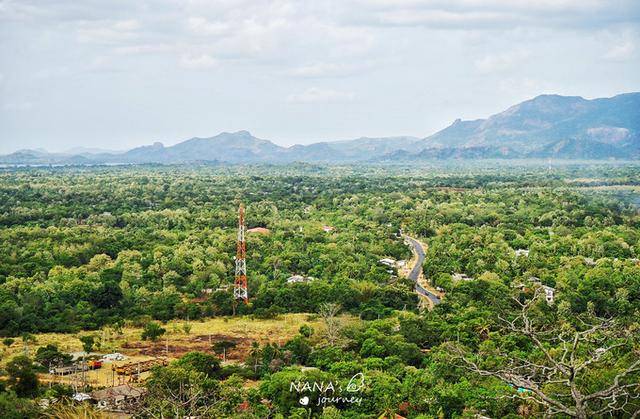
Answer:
[{"xmin": 90, "ymin": 384, "xmax": 146, "ymax": 411}]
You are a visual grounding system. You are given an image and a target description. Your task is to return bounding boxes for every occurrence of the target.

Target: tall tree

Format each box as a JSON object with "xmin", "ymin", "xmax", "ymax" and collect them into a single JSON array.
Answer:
[{"xmin": 448, "ymin": 288, "xmax": 640, "ymax": 418}]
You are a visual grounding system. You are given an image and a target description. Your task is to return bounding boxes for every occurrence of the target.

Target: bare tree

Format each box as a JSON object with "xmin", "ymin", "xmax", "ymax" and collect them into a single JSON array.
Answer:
[
  {"xmin": 318, "ymin": 302, "xmax": 342, "ymax": 345},
  {"xmin": 139, "ymin": 371, "xmax": 219, "ymax": 418},
  {"xmin": 447, "ymin": 287, "xmax": 640, "ymax": 418}
]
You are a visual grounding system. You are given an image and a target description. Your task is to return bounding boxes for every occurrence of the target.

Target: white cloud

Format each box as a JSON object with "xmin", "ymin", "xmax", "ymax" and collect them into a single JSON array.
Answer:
[
  {"xmin": 604, "ymin": 40, "xmax": 635, "ymax": 61},
  {"xmin": 34, "ymin": 66, "xmax": 72, "ymax": 80},
  {"xmin": 287, "ymin": 87, "xmax": 355, "ymax": 104},
  {"xmin": 179, "ymin": 53, "xmax": 217, "ymax": 70},
  {"xmin": 348, "ymin": 0, "xmax": 634, "ymax": 29},
  {"xmin": 76, "ymin": 19, "xmax": 141, "ymax": 44},
  {"xmin": 372, "ymin": 9, "xmax": 518, "ymax": 28},
  {"xmin": 1, "ymin": 0, "xmax": 639, "ymax": 151},
  {"xmin": 475, "ymin": 50, "xmax": 530, "ymax": 73},
  {"xmin": 113, "ymin": 19, "xmax": 139, "ymax": 31},
  {"xmin": 497, "ymin": 77, "xmax": 557, "ymax": 99},
  {"xmin": 285, "ymin": 62, "xmax": 374, "ymax": 78},
  {"xmin": 114, "ymin": 43, "xmax": 174, "ymax": 55},
  {"xmin": 187, "ymin": 17, "xmax": 230, "ymax": 36},
  {"xmin": 2, "ymin": 101, "xmax": 33, "ymax": 111}
]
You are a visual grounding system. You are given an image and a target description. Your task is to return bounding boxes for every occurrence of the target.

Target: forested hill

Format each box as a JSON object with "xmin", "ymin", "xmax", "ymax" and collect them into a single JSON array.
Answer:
[{"xmin": 1, "ymin": 92, "xmax": 638, "ymax": 164}]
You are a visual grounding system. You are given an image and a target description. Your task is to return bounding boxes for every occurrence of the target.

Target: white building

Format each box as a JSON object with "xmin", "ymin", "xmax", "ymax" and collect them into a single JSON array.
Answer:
[
  {"xmin": 515, "ymin": 249, "xmax": 530, "ymax": 258},
  {"xmin": 286, "ymin": 275, "xmax": 314, "ymax": 284},
  {"xmin": 452, "ymin": 273, "xmax": 474, "ymax": 281},
  {"xmin": 542, "ymin": 285, "xmax": 555, "ymax": 305},
  {"xmin": 379, "ymin": 258, "xmax": 396, "ymax": 267}
]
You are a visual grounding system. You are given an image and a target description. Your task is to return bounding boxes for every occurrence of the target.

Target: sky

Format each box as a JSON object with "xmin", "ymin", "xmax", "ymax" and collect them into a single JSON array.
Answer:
[{"xmin": 1, "ymin": 0, "xmax": 639, "ymax": 154}]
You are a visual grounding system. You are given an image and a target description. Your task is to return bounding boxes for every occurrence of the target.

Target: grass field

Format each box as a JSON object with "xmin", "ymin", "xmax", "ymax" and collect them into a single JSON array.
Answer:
[{"xmin": 1, "ymin": 313, "xmax": 353, "ymax": 389}]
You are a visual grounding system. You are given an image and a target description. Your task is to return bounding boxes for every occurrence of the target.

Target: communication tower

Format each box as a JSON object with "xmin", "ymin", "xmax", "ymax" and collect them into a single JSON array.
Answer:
[{"xmin": 234, "ymin": 204, "xmax": 248, "ymax": 303}]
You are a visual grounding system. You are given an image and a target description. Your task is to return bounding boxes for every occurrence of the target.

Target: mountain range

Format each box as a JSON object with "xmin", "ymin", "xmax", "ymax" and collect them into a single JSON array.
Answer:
[{"xmin": 2, "ymin": 92, "xmax": 638, "ymax": 165}]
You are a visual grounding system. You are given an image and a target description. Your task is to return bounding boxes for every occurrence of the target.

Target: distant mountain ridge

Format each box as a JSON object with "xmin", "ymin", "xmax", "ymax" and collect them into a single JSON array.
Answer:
[
  {"xmin": 2, "ymin": 92, "xmax": 638, "ymax": 164},
  {"xmin": 413, "ymin": 92, "xmax": 640, "ymax": 160}
]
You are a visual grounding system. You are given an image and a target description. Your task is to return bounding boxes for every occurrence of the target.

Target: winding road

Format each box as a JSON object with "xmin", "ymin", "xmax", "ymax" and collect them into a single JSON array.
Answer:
[{"xmin": 404, "ymin": 236, "xmax": 441, "ymax": 305}]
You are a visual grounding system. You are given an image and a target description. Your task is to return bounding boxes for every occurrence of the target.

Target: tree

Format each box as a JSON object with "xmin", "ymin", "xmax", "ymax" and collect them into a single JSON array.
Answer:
[
  {"xmin": 35, "ymin": 344, "xmax": 72, "ymax": 368},
  {"xmin": 260, "ymin": 368, "xmax": 337, "ymax": 416},
  {"xmin": 20, "ymin": 333, "xmax": 36, "ymax": 356},
  {"xmin": 3, "ymin": 338, "xmax": 15, "ymax": 348},
  {"xmin": 448, "ymin": 288, "xmax": 640, "ymax": 418},
  {"xmin": 284, "ymin": 336, "xmax": 312, "ymax": 365},
  {"xmin": 299, "ymin": 324, "xmax": 314, "ymax": 338},
  {"xmin": 142, "ymin": 322, "xmax": 166, "ymax": 342},
  {"xmin": 78, "ymin": 335, "xmax": 97, "ymax": 353},
  {"xmin": 360, "ymin": 370, "xmax": 403, "ymax": 416},
  {"xmin": 248, "ymin": 341, "xmax": 262, "ymax": 373},
  {"xmin": 0, "ymin": 391, "xmax": 39, "ymax": 419},
  {"xmin": 6, "ymin": 355, "xmax": 39, "ymax": 397},
  {"xmin": 91, "ymin": 276, "xmax": 123, "ymax": 309},
  {"xmin": 173, "ymin": 351, "xmax": 221, "ymax": 377},
  {"xmin": 141, "ymin": 365, "xmax": 220, "ymax": 417},
  {"xmin": 318, "ymin": 302, "xmax": 342, "ymax": 345},
  {"xmin": 212, "ymin": 340, "xmax": 237, "ymax": 362}
]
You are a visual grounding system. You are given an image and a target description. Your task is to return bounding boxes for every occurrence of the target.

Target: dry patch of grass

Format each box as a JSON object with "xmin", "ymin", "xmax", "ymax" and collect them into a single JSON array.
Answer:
[{"xmin": 2, "ymin": 313, "xmax": 356, "ymax": 388}]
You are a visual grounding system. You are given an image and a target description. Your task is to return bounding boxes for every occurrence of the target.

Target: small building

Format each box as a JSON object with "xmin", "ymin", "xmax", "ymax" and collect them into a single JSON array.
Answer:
[
  {"xmin": 73, "ymin": 393, "xmax": 91, "ymax": 402},
  {"xmin": 247, "ymin": 227, "xmax": 271, "ymax": 234},
  {"xmin": 452, "ymin": 273, "xmax": 474, "ymax": 281},
  {"xmin": 379, "ymin": 258, "xmax": 396, "ymax": 267},
  {"xmin": 102, "ymin": 353, "xmax": 126, "ymax": 361},
  {"xmin": 528, "ymin": 276, "xmax": 541, "ymax": 284},
  {"xmin": 515, "ymin": 249, "xmax": 530, "ymax": 258},
  {"xmin": 322, "ymin": 225, "xmax": 334, "ymax": 233},
  {"xmin": 542, "ymin": 285, "xmax": 555, "ymax": 305},
  {"xmin": 286, "ymin": 275, "xmax": 314, "ymax": 284},
  {"xmin": 91, "ymin": 384, "xmax": 146, "ymax": 410},
  {"xmin": 584, "ymin": 257, "xmax": 596, "ymax": 266}
]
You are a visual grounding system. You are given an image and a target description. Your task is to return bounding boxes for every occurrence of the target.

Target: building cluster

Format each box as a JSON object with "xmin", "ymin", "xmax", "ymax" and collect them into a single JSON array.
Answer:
[{"xmin": 90, "ymin": 384, "xmax": 146, "ymax": 411}]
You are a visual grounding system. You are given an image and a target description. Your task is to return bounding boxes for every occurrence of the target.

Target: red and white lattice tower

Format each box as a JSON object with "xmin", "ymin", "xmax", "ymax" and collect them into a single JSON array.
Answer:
[{"xmin": 234, "ymin": 204, "xmax": 248, "ymax": 303}]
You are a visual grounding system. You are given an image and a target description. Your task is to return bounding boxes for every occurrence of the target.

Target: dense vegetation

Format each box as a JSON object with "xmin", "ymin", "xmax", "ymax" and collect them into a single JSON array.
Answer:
[
  {"xmin": 1, "ymin": 163, "xmax": 639, "ymax": 418},
  {"xmin": 0, "ymin": 165, "xmax": 421, "ymax": 334}
]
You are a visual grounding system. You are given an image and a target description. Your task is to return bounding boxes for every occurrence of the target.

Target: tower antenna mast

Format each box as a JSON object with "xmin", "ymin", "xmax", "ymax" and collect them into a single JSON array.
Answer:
[{"xmin": 234, "ymin": 204, "xmax": 248, "ymax": 303}]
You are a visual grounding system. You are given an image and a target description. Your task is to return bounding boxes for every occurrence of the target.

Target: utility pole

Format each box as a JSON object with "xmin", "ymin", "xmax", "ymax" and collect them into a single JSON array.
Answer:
[{"xmin": 234, "ymin": 204, "xmax": 249, "ymax": 304}]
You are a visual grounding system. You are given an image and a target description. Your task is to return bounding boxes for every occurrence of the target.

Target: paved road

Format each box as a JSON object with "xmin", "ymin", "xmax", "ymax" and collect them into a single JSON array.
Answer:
[{"xmin": 404, "ymin": 236, "xmax": 441, "ymax": 305}]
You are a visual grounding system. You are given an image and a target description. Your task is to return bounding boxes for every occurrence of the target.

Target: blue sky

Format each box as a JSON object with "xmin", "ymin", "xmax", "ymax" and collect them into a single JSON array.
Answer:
[{"xmin": 1, "ymin": 0, "xmax": 639, "ymax": 153}]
